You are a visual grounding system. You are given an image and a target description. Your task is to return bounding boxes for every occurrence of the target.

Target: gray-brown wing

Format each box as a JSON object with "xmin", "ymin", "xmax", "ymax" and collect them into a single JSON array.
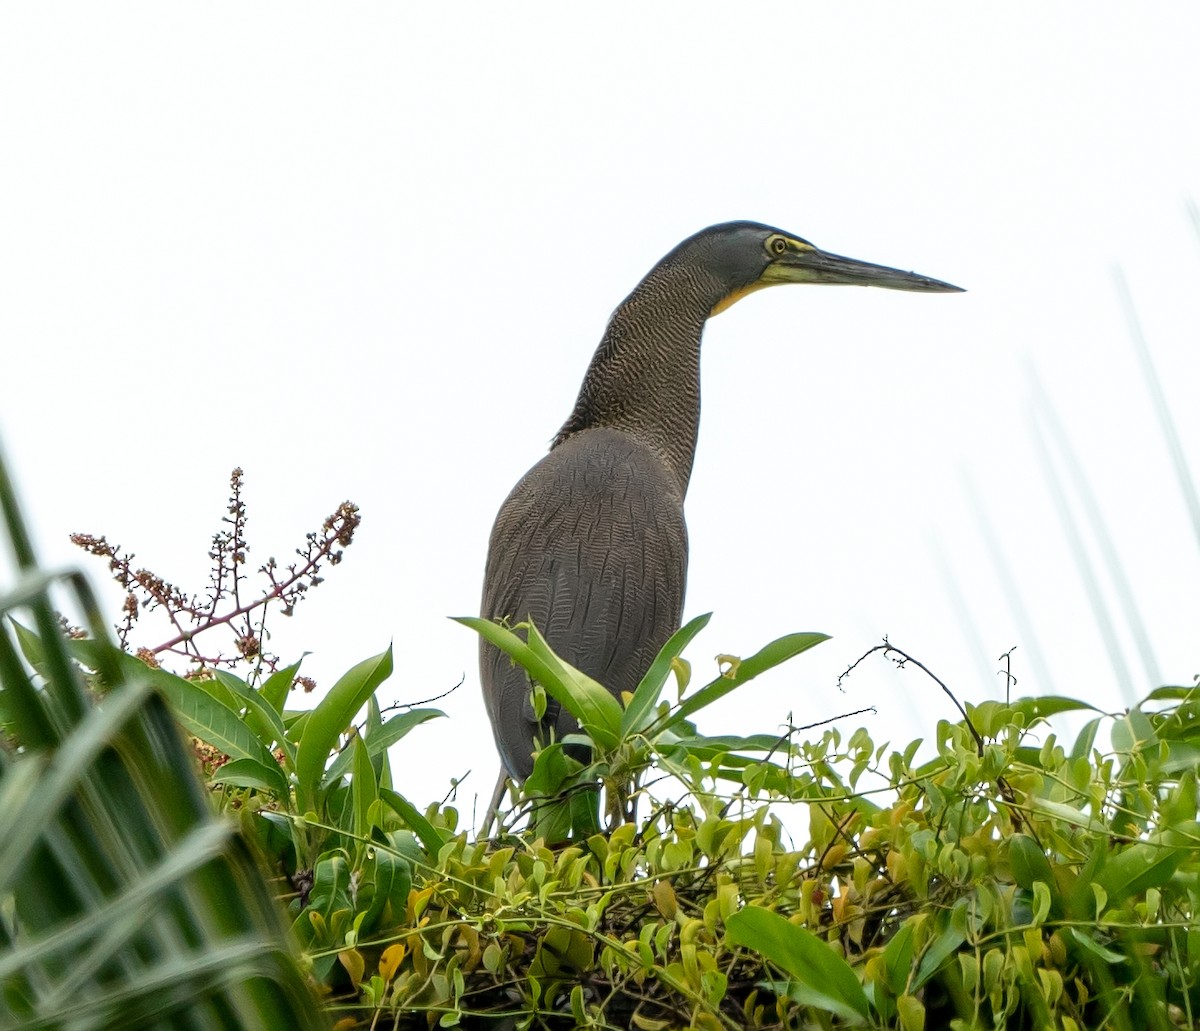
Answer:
[{"xmin": 480, "ymin": 427, "xmax": 688, "ymax": 780}]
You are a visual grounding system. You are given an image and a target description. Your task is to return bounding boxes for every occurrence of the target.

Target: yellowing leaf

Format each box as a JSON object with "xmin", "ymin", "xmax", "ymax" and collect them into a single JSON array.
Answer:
[
  {"xmin": 338, "ymin": 947, "xmax": 365, "ymax": 986},
  {"xmin": 379, "ymin": 942, "xmax": 406, "ymax": 981},
  {"xmin": 652, "ymin": 879, "xmax": 678, "ymax": 921}
]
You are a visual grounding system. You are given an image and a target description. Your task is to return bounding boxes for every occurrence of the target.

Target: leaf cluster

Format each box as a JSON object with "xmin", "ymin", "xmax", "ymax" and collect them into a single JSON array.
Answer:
[
  {"xmin": 307, "ymin": 650, "xmax": 1198, "ymax": 1031},
  {"xmin": 158, "ymin": 614, "xmax": 1196, "ymax": 1030}
]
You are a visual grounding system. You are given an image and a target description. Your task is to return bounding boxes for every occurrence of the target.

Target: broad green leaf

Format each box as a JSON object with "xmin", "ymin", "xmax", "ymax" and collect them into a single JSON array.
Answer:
[
  {"xmin": 568, "ymin": 784, "xmax": 602, "ymax": 838},
  {"xmin": 295, "ymin": 646, "xmax": 393, "ymax": 811},
  {"xmin": 1096, "ymin": 842, "xmax": 1186, "ymax": 901},
  {"xmin": 323, "ymin": 706, "xmax": 444, "ymax": 787},
  {"xmin": 210, "ymin": 757, "xmax": 288, "ymax": 798},
  {"xmin": 380, "ymin": 788, "xmax": 447, "ymax": 857},
  {"xmin": 659, "ymin": 632, "xmax": 828, "ymax": 732},
  {"xmin": 533, "ymin": 794, "xmax": 575, "ymax": 844},
  {"xmin": 913, "ymin": 898, "xmax": 968, "ymax": 989},
  {"xmin": 1069, "ymin": 716, "xmax": 1103, "ymax": 761},
  {"xmin": 305, "ymin": 850, "xmax": 352, "ymax": 927},
  {"xmin": 621, "ymin": 612, "xmax": 711, "ymax": 735},
  {"xmin": 1008, "ymin": 834, "xmax": 1055, "ymax": 892},
  {"xmin": 455, "ymin": 617, "xmax": 621, "ymax": 749},
  {"xmin": 213, "ymin": 669, "xmax": 296, "ymax": 768},
  {"xmin": 1140, "ymin": 684, "xmax": 1199, "ymax": 703},
  {"xmin": 9, "ymin": 619, "xmax": 45, "ymax": 676},
  {"xmin": 261, "ymin": 660, "xmax": 303, "ymax": 715},
  {"xmin": 359, "ymin": 846, "xmax": 412, "ymax": 933},
  {"xmin": 1064, "ymin": 840, "xmax": 1108, "ymax": 919},
  {"xmin": 522, "ymin": 621, "xmax": 622, "ymax": 745},
  {"xmin": 1067, "ymin": 928, "xmax": 1125, "ymax": 964},
  {"xmin": 896, "ymin": 993, "xmax": 925, "ymax": 1031},
  {"xmin": 883, "ymin": 920, "xmax": 916, "ymax": 994},
  {"xmin": 726, "ymin": 906, "xmax": 869, "ymax": 1023},
  {"xmin": 351, "ymin": 731, "xmax": 378, "ymax": 846},
  {"xmin": 1111, "ymin": 705, "xmax": 1157, "ymax": 753},
  {"xmin": 1162, "ymin": 770, "xmax": 1197, "ymax": 827},
  {"xmin": 70, "ymin": 644, "xmax": 281, "ymax": 771},
  {"xmin": 525, "ymin": 742, "xmax": 576, "ymax": 795},
  {"xmin": 1159, "ymin": 740, "xmax": 1200, "ymax": 774},
  {"xmin": 1029, "ymin": 797, "xmax": 1109, "ymax": 834},
  {"xmin": 663, "ymin": 732, "xmax": 795, "ymax": 755},
  {"xmin": 183, "ymin": 670, "xmax": 240, "ymax": 712},
  {"xmin": 1009, "ymin": 695, "xmax": 1102, "ymax": 722}
]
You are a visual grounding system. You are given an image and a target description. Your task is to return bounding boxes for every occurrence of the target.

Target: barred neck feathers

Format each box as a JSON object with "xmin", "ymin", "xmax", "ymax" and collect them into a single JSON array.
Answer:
[{"xmin": 553, "ymin": 256, "xmax": 727, "ymax": 497}]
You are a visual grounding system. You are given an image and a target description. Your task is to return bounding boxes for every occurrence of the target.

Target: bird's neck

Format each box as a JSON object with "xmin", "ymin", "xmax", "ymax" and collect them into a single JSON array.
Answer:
[{"xmin": 553, "ymin": 261, "xmax": 725, "ymax": 497}]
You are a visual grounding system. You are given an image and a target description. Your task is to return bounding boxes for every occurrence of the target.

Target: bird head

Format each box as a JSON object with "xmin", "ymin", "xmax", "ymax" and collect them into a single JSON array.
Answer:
[{"xmin": 682, "ymin": 221, "xmax": 963, "ymax": 316}]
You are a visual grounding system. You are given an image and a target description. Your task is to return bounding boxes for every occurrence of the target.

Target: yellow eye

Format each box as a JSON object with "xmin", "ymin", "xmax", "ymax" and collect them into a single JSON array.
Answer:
[{"xmin": 771, "ymin": 237, "xmax": 788, "ymax": 255}]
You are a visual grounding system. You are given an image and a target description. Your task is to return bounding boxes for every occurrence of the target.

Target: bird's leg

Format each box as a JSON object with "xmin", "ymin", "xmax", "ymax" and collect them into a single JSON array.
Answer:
[
  {"xmin": 625, "ymin": 769, "xmax": 642, "ymax": 825},
  {"xmin": 480, "ymin": 767, "xmax": 510, "ymax": 839}
]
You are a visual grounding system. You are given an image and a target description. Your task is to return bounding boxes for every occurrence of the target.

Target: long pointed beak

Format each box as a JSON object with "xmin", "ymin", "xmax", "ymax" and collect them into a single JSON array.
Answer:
[{"xmin": 763, "ymin": 248, "xmax": 964, "ymax": 293}]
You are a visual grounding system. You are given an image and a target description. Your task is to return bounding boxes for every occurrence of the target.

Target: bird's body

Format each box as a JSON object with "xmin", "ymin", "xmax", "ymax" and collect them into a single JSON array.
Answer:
[
  {"xmin": 481, "ymin": 221, "xmax": 960, "ymax": 781},
  {"xmin": 481, "ymin": 427, "xmax": 687, "ymax": 778}
]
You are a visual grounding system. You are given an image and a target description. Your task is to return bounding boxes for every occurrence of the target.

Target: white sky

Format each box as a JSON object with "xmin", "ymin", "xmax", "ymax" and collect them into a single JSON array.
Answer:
[{"xmin": 2, "ymin": 6, "xmax": 1197, "ymax": 828}]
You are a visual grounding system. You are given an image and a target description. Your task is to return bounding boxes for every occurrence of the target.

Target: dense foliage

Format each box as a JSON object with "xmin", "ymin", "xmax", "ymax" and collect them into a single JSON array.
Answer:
[
  {"xmin": 5, "ymin": 466, "xmax": 1196, "ymax": 1030},
  {"xmin": 158, "ymin": 636, "xmax": 1200, "ymax": 1030}
]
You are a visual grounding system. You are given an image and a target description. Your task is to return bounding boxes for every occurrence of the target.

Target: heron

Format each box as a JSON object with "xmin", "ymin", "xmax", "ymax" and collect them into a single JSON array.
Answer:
[{"xmin": 480, "ymin": 220, "xmax": 961, "ymax": 787}]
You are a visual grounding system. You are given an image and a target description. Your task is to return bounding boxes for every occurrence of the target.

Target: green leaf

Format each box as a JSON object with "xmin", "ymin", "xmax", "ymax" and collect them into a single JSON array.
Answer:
[
  {"xmin": 306, "ymin": 850, "xmax": 352, "ymax": 926},
  {"xmin": 663, "ymin": 732, "xmax": 792, "ymax": 755},
  {"xmin": 1096, "ymin": 842, "xmax": 1186, "ymax": 902},
  {"xmin": 1009, "ymin": 695, "xmax": 1102, "ymax": 722},
  {"xmin": 532, "ymin": 794, "xmax": 574, "ymax": 845},
  {"xmin": 1069, "ymin": 716, "xmax": 1104, "ymax": 761},
  {"xmin": 9, "ymin": 619, "xmax": 46, "ymax": 676},
  {"xmin": 883, "ymin": 920, "xmax": 916, "ymax": 995},
  {"xmin": 351, "ymin": 731, "xmax": 378, "ymax": 844},
  {"xmin": 726, "ymin": 906, "xmax": 869, "ymax": 1023},
  {"xmin": 379, "ymin": 788, "xmax": 447, "ymax": 858},
  {"xmin": 1111, "ymin": 705, "xmax": 1157, "ymax": 753},
  {"xmin": 525, "ymin": 742, "xmax": 577, "ymax": 795},
  {"xmin": 1064, "ymin": 839, "xmax": 1107, "ymax": 919},
  {"xmin": 1031, "ymin": 880, "xmax": 1052, "ymax": 926},
  {"xmin": 261, "ymin": 660, "xmax": 303, "ymax": 715},
  {"xmin": 1009, "ymin": 834, "xmax": 1054, "ymax": 891},
  {"xmin": 659, "ymin": 632, "xmax": 828, "ymax": 733},
  {"xmin": 1066, "ymin": 928, "xmax": 1126, "ymax": 964},
  {"xmin": 359, "ymin": 847, "xmax": 412, "ymax": 934},
  {"xmin": 322, "ymin": 706, "xmax": 444, "ymax": 787},
  {"xmin": 568, "ymin": 783, "xmax": 602, "ymax": 838},
  {"xmin": 72, "ymin": 644, "xmax": 282, "ymax": 772},
  {"xmin": 523, "ymin": 621, "xmax": 623, "ymax": 745},
  {"xmin": 213, "ymin": 669, "xmax": 296, "ymax": 769},
  {"xmin": 913, "ymin": 898, "xmax": 968, "ymax": 989},
  {"xmin": 210, "ymin": 757, "xmax": 288, "ymax": 797},
  {"xmin": 1029, "ymin": 796, "xmax": 1110, "ymax": 834},
  {"xmin": 1159, "ymin": 739, "xmax": 1200, "ymax": 774},
  {"xmin": 455, "ymin": 617, "xmax": 622, "ymax": 749},
  {"xmin": 1140, "ymin": 684, "xmax": 1199, "ymax": 703},
  {"xmin": 295, "ymin": 646, "xmax": 393, "ymax": 812},
  {"xmin": 621, "ymin": 612, "xmax": 711, "ymax": 735},
  {"xmin": 1162, "ymin": 770, "xmax": 1197, "ymax": 827}
]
